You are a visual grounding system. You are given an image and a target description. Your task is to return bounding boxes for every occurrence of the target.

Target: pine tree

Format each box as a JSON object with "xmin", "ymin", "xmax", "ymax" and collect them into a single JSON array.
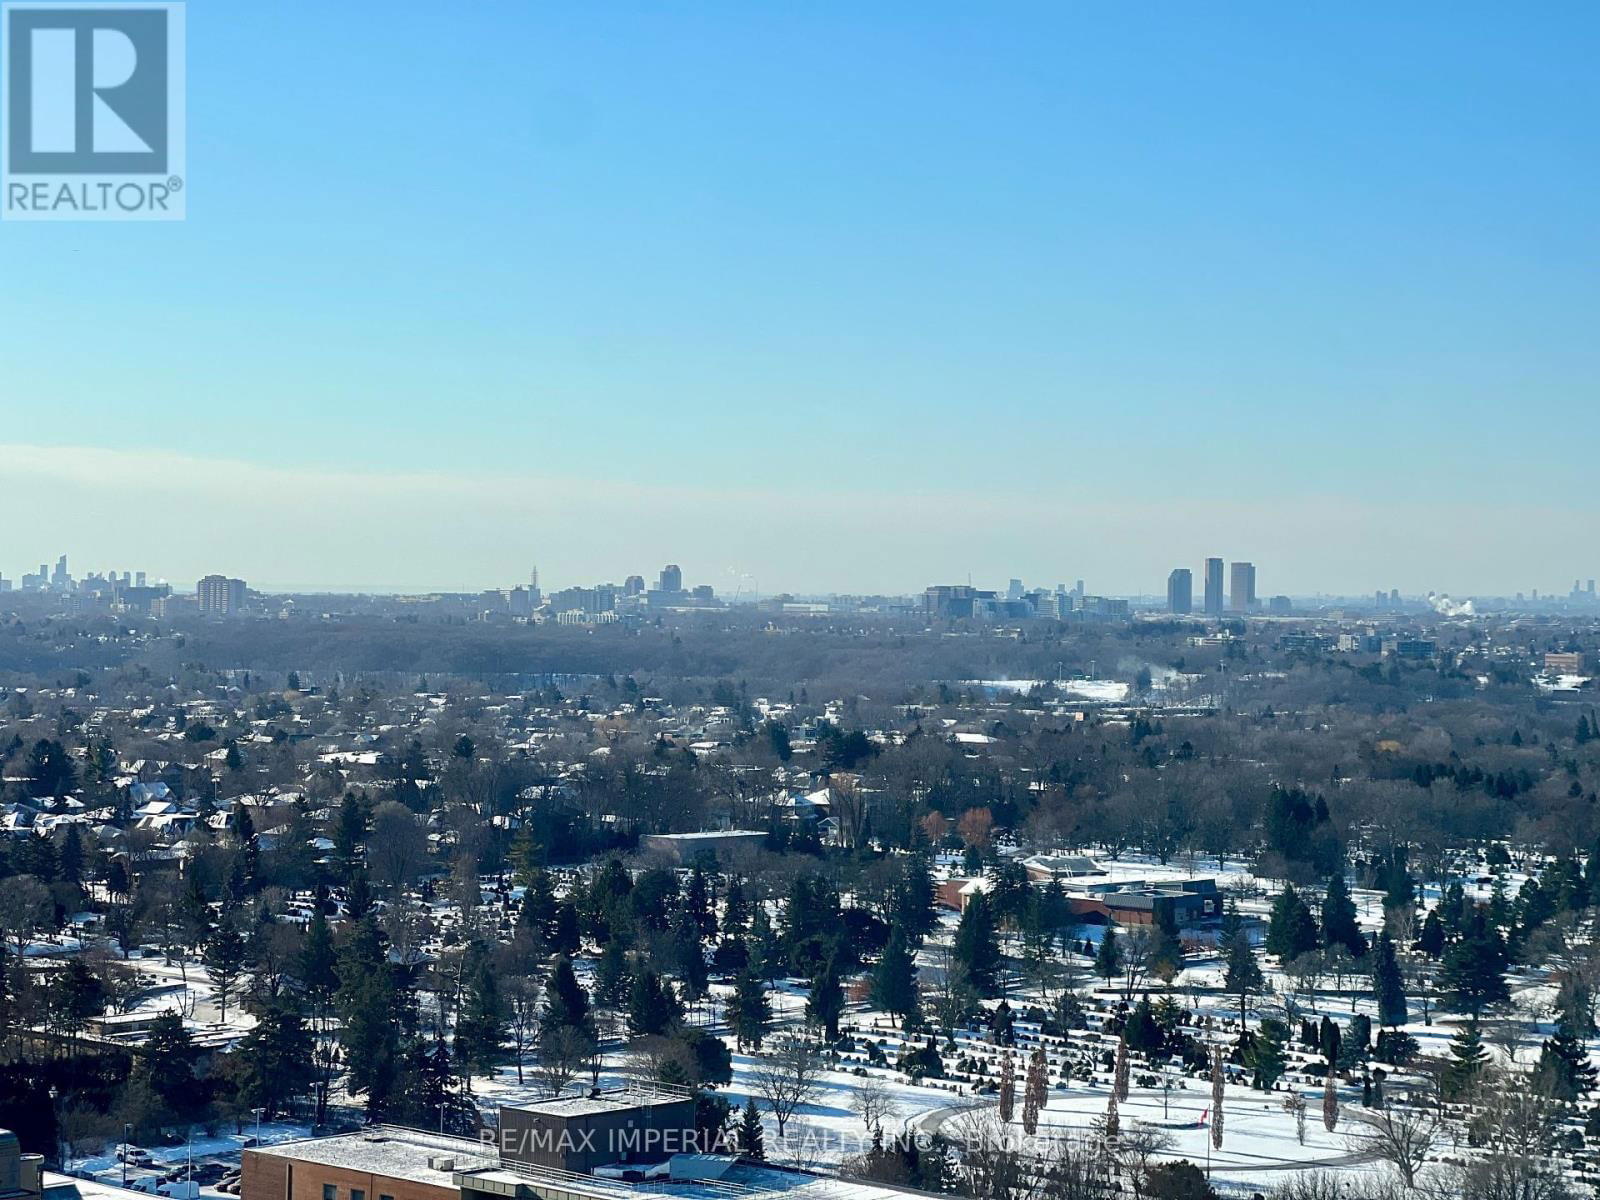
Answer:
[
  {"xmin": 1113, "ymin": 1035, "xmax": 1130, "ymax": 1101},
  {"xmin": 204, "ymin": 918, "xmax": 246, "ymax": 1023},
  {"xmin": 806, "ymin": 953, "xmax": 845, "ymax": 1039},
  {"xmin": 1372, "ymin": 932, "xmax": 1408, "ymax": 1028},
  {"xmin": 1417, "ymin": 909, "xmax": 1445, "ymax": 958},
  {"xmin": 455, "ymin": 952, "xmax": 509, "ymax": 1081},
  {"xmin": 671, "ymin": 910, "xmax": 708, "ymax": 999},
  {"xmin": 593, "ymin": 938, "xmax": 632, "ymax": 1010},
  {"xmin": 726, "ymin": 966, "xmax": 771, "ymax": 1050},
  {"xmin": 1094, "ymin": 928, "xmax": 1122, "ymax": 984},
  {"xmin": 1247, "ymin": 1019, "xmax": 1290, "ymax": 1090},
  {"xmin": 541, "ymin": 956, "xmax": 593, "ymax": 1041},
  {"xmin": 1322, "ymin": 869, "xmax": 1366, "ymax": 957},
  {"xmin": 1322, "ymin": 1067, "xmax": 1338, "ymax": 1132},
  {"xmin": 1537, "ymin": 1018, "xmax": 1598, "ymax": 1102},
  {"xmin": 59, "ymin": 825, "xmax": 84, "ymax": 886},
  {"xmin": 1439, "ymin": 912, "xmax": 1509, "ymax": 1017},
  {"xmin": 1444, "ymin": 1021, "xmax": 1488, "ymax": 1099},
  {"xmin": 1223, "ymin": 930, "xmax": 1265, "ymax": 1024},
  {"xmin": 299, "ymin": 907, "xmax": 338, "ymax": 1011},
  {"xmin": 952, "ymin": 893, "xmax": 1001, "ymax": 997},
  {"xmin": 871, "ymin": 924, "xmax": 920, "ymax": 1027},
  {"xmin": 722, "ymin": 877, "xmax": 749, "ymax": 937},
  {"xmin": 336, "ymin": 917, "xmax": 403, "ymax": 1114},
  {"xmin": 737, "ymin": 1097, "xmax": 765, "ymax": 1160},
  {"xmin": 237, "ymin": 1004, "xmax": 316, "ymax": 1120},
  {"xmin": 627, "ymin": 970, "xmax": 681, "ymax": 1038},
  {"xmin": 1267, "ymin": 885, "xmax": 1319, "ymax": 959}
]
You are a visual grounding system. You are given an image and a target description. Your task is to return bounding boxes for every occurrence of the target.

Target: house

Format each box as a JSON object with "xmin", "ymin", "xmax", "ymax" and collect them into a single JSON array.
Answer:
[{"xmin": 1063, "ymin": 878, "xmax": 1222, "ymax": 929}]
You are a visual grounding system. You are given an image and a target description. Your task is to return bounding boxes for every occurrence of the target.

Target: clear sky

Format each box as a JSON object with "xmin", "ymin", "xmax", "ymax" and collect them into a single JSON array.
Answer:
[{"xmin": 2, "ymin": 2, "xmax": 1597, "ymax": 595}]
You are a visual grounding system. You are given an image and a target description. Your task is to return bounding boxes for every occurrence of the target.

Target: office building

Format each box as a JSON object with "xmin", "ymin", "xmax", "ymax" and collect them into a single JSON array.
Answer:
[
  {"xmin": 1229, "ymin": 561, "xmax": 1256, "ymax": 612},
  {"xmin": 658, "ymin": 564, "xmax": 682, "ymax": 594},
  {"xmin": 1204, "ymin": 557, "xmax": 1224, "ymax": 615},
  {"xmin": 197, "ymin": 574, "xmax": 248, "ymax": 615},
  {"xmin": 1166, "ymin": 568, "xmax": 1192, "ymax": 614}
]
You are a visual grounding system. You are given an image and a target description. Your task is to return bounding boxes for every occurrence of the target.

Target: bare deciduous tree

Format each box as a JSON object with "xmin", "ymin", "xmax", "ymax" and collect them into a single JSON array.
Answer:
[
  {"xmin": 848, "ymin": 1074, "xmax": 899, "ymax": 1141},
  {"xmin": 1348, "ymin": 1105, "xmax": 1440, "ymax": 1189},
  {"xmin": 749, "ymin": 1035, "xmax": 825, "ymax": 1139}
]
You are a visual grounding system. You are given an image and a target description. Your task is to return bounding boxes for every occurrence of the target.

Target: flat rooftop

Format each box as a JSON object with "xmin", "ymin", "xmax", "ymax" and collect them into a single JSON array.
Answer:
[
  {"xmin": 507, "ymin": 1093, "xmax": 690, "ymax": 1119},
  {"xmin": 251, "ymin": 1129, "xmax": 491, "ymax": 1188}
]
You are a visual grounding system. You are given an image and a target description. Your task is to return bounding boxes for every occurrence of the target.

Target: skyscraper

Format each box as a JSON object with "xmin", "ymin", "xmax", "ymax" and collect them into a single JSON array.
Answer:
[
  {"xmin": 1229, "ymin": 561, "xmax": 1256, "ymax": 613},
  {"xmin": 197, "ymin": 574, "xmax": 247, "ymax": 614},
  {"xmin": 1167, "ymin": 568, "xmax": 1193, "ymax": 614},
  {"xmin": 1204, "ymin": 558, "xmax": 1224, "ymax": 615},
  {"xmin": 659, "ymin": 564, "xmax": 683, "ymax": 594}
]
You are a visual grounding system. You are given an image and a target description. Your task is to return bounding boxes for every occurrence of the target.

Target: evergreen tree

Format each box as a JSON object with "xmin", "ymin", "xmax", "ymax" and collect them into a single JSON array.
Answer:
[
  {"xmin": 1537, "ymin": 1018, "xmax": 1598, "ymax": 1102},
  {"xmin": 871, "ymin": 924, "xmax": 920, "ymax": 1027},
  {"xmin": 1321, "ymin": 870, "xmax": 1366, "ymax": 958},
  {"xmin": 1444, "ymin": 1022, "xmax": 1488, "ymax": 1099},
  {"xmin": 204, "ymin": 918, "xmax": 247, "ymax": 1023},
  {"xmin": 58, "ymin": 825, "xmax": 84, "ymax": 886},
  {"xmin": 722, "ymin": 878, "xmax": 749, "ymax": 937},
  {"xmin": 726, "ymin": 966, "xmax": 771, "ymax": 1050},
  {"xmin": 1247, "ymin": 1018, "xmax": 1290, "ymax": 1090},
  {"xmin": 550, "ymin": 902, "xmax": 582, "ymax": 958},
  {"xmin": 627, "ymin": 970, "xmax": 682, "ymax": 1038},
  {"xmin": 894, "ymin": 853, "xmax": 940, "ymax": 942},
  {"xmin": 337, "ymin": 917, "xmax": 404, "ymax": 1114},
  {"xmin": 671, "ymin": 910, "xmax": 709, "ymax": 999},
  {"xmin": 1094, "ymin": 928, "xmax": 1122, "ymax": 985},
  {"xmin": 540, "ymin": 956, "xmax": 593, "ymax": 1041},
  {"xmin": 737, "ymin": 1097, "xmax": 765, "ymax": 1159},
  {"xmin": 806, "ymin": 953, "xmax": 845, "ymax": 1039},
  {"xmin": 1371, "ymin": 932, "xmax": 1408, "ymax": 1028},
  {"xmin": 1223, "ymin": 929, "xmax": 1265, "ymax": 1024},
  {"xmin": 593, "ymin": 938, "xmax": 632, "ymax": 1010},
  {"xmin": 299, "ymin": 908, "xmax": 339, "ymax": 1009},
  {"xmin": 1417, "ymin": 909, "xmax": 1445, "ymax": 958},
  {"xmin": 1439, "ymin": 912, "xmax": 1510, "ymax": 1017},
  {"xmin": 455, "ymin": 952, "xmax": 510, "ymax": 1080},
  {"xmin": 1267, "ymin": 885, "xmax": 1320, "ymax": 960},
  {"xmin": 686, "ymin": 867, "xmax": 717, "ymax": 938},
  {"xmin": 952, "ymin": 892, "xmax": 1001, "ymax": 997},
  {"xmin": 139, "ymin": 1013, "xmax": 203, "ymax": 1120},
  {"xmin": 236, "ymin": 1004, "xmax": 316, "ymax": 1119}
]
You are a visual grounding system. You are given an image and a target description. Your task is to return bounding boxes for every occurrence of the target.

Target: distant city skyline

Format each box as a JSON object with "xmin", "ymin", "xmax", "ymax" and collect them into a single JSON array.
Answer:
[
  {"xmin": 4, "ymin": 7, "xmax": 1599, "ymax": 597},
  {"xmin": 4, "ymin": 476, "xmax": 1600, "ymax": 604}
]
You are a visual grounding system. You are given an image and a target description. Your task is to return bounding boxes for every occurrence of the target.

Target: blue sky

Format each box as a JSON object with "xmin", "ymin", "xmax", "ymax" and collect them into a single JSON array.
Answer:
[{"xmin": 2, "ymin": 2, "xmax": 1597, "ymax": 594}]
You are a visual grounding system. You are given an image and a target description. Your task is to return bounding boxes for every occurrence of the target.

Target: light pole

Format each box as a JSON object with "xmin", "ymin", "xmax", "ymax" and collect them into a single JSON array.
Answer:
[
  {"xmin": 122, "ymin": 1124, "xmax": 132, "ymax": 1188},
  {"xmin": 253, "ymin": 1108, "xmax": 264, "ymax": 1148},
  {"xmin": 48, "ymin": 1087, "xmax": 59, "ymax": 1172}
]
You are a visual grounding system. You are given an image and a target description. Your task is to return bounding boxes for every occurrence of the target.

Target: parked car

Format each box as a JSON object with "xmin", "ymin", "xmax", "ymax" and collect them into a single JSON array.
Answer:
[{"xmin": 116, "ymin": 1147, "xmax": 154, "ymax": 1166}]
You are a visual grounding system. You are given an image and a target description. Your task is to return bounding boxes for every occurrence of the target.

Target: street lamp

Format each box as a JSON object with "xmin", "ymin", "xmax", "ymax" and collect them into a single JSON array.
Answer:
[
  {"xmin": 253, "ymin": 1108, "xmax": 264, "ymax": 1149},
  {"xmin": 48, "ymin": 1087, "xmax": 59, "ymax": 1172},
  {"xmin": 122, "ymin": 1123, "xmax": 132, "ymax": 1188}
]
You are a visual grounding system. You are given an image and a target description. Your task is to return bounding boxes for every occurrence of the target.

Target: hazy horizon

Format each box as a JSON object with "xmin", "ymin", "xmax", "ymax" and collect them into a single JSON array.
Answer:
[{"xmin": 4, "ymin": 4, "xmax": 1597, "ymax": 594}]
